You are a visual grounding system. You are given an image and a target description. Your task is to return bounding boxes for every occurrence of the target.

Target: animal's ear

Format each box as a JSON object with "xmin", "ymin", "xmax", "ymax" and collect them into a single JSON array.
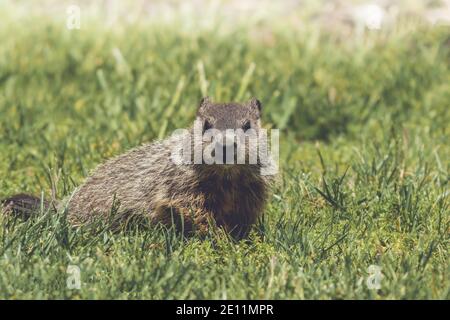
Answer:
[
  {"xmin": 197, "ymin": 97, "xmax": 211, "ymax": 116},
  {"xmin": 248, "ymin": 98, "xmax": 262, "ymax": 113},
  {"xmin": 199, "ymin": 97, "xmax": 211, "ymax": 110}
]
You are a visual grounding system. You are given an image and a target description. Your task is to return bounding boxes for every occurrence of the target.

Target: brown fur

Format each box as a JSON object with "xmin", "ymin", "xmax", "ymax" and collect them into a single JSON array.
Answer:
[
  {"xmin": 1, "ymin": 194, "xmax": 49, "ymax": 219},
  {"xmin": 4, "ymin": 98, "xmax": 277, "ymax": 239}
]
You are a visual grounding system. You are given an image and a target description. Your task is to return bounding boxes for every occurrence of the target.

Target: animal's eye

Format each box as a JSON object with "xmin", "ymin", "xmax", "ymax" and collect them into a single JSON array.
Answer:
[
  {"xmin": 203, "ymin": 120, "xmax": 212, "ymax": 132},
  {"xmin": 242, "ymin": 121, "xmax": 251, "ymax": 131}
]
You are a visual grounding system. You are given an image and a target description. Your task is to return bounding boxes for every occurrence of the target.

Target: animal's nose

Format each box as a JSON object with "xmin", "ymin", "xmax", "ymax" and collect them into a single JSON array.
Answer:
[
  {"xmin": 222, "ymin": 131, "xmax": 236, "ymax": 147},
  {"xmin": 221, "ymin": 142, "xmax": 237, "ymax": 153},
  {"xmin": 221, "ymin": 144, "xmax": 236, "ymax": 164},
  {"xmin": 215, "ymin": 140, "xmax": 237, "ymax": 164}
]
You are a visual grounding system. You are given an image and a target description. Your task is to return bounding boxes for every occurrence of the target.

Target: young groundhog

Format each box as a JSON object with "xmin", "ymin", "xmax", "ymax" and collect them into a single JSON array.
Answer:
[{"xmin": 2, "ymin": 98, "xmax": 277, "ymax": 238}]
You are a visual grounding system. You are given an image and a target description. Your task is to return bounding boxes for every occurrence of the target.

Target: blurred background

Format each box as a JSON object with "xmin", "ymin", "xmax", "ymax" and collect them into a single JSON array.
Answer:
[{"xmin": 4, "ymin": 0, "xmax": 450, "ymax": 27}]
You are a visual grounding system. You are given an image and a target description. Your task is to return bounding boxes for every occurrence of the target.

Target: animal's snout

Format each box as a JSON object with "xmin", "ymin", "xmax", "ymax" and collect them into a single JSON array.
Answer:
[
  {"xmin": 214, "ymin": 132, "xmax": 238, "ymax": 164},
  {"xmin": 214, "ymin": 142, "xmax": 237, "ymax": 164},
  {"xmin": 217, "ymin": 140, "xmax": 238, "ymax": 150},
  {"xmin": 222, "ymin": 132, "xmax": 237, "ymax": 147},
  {"xmin": 215, "ymin": 132, "xmax": 237, "ymax": 150}
]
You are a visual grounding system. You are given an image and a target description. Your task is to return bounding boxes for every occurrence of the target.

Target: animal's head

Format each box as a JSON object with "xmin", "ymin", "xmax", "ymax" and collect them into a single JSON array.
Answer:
[
  {"xmin": 196, "ymin": 97, "xmax": 262, "ymax": 134},
  {"xmin": 193, "ymin": 97, "xmax": 266, "ymax": 173}
]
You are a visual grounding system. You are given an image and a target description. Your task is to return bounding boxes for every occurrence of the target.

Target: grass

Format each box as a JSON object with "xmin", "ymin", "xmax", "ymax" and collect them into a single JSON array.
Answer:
[{"xmin": 0, "ymin": 2, "xmax": 449, "ymax": 299}]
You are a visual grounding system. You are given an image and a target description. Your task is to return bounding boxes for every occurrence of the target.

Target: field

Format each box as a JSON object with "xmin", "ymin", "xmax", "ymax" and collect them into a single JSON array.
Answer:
[{"xmin": 0, "ymin": 1, "xmax": 449, "ymax": 299}]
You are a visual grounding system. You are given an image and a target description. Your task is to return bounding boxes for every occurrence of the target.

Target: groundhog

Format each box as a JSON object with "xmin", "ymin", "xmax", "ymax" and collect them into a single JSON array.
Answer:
[{"xmin": 2, "ymin": 98, "xmax": 277, "ymax": 238}]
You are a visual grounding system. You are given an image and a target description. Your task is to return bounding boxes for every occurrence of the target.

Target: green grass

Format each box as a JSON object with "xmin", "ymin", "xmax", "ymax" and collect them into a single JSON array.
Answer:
[{"xmin": 0, "ymin": 5, "xmax": 449, "ymax": 299}]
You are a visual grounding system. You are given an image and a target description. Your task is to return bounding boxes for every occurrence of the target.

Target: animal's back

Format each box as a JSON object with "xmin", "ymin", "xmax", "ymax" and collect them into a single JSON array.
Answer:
[{"xmin": 67, "ymin": 138, "xmax": 180, "ymax": 223}]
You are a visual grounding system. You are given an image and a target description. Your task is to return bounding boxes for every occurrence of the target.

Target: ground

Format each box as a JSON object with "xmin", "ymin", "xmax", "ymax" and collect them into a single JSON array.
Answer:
[{"xmin": 0, "ymin": 1, "xmax": 449, "ymax": 299}]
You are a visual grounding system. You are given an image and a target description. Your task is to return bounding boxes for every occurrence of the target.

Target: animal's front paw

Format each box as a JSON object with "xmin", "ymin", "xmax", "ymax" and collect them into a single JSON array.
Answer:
[{"xmin": 154, "ymin": 205, "xmax": 211, "ymax": 237}]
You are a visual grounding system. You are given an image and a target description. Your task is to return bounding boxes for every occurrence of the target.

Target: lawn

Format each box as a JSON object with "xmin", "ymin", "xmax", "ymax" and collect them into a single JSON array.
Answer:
[{"xmin": 0, "ymin": 1, "xmax": 449, "ymax": 299}]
